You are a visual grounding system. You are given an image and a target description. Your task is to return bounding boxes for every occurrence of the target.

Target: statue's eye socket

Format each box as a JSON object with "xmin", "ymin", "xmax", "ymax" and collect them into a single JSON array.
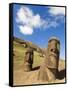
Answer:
[{"xmin": 51, "ymin": 49, "xmax": 53, "ymax": 52}]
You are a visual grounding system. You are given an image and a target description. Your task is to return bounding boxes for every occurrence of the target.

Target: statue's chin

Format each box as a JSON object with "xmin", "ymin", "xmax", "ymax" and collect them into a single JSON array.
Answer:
[
  {"xmin": 49, "ymin": 56, "xmax": 58, "ymax": 66},
  {"xmin": 50, "ymin": 55, "xmax": 57, "ymax": 60},
  {"xmin": 49, "ymin": 53, "xmax": 58, "ymax": 62}
]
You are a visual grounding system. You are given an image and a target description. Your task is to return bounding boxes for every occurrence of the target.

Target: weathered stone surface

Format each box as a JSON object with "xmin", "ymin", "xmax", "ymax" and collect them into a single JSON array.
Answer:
[
  {"xmin": 38, "ymin": 37, "xmax": 60, "ymax": 82},
  {"xmin": 24, "ymin": 48, "xmax": 34, "ymax": 71}
]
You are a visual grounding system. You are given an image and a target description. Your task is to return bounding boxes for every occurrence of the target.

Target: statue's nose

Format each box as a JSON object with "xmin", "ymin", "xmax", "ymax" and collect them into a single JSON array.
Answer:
[
  {"xmin": 51, "ymin": 48, "xmax": 56, "ymax": 53},
  {"xmin": 53, "ymin": 49, "xmax": 56, "ymax": 53}
]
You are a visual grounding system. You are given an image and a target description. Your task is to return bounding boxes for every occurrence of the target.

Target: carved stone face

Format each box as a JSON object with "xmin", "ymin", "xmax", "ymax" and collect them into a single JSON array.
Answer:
[
  {"xmin": 24, "ymin": 48, "xmax": 33, "ymax": 71},
  {"xmin": 46, "ymin": 39, "xmax": 60, "ymax": 68},
  {"xmin": 48, "ymin": 39, "xmax": 60, "ymax": 59},
  {"xmin": 25, "ymin": 48, "xmax": 34, "ymax": 64},
  {"xmin": 38, "ymin": 38, "xmax": 60, "ymax": 81}
]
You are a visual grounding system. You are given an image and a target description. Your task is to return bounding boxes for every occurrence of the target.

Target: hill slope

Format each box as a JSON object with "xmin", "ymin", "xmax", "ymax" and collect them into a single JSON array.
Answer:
[
  {"xmin": 14, "ymin": 37, "xmax": 43, "ymax": 52},
  {"xmin": 13, "ymin": 37, "xmax": 66, "ymax": 86}
]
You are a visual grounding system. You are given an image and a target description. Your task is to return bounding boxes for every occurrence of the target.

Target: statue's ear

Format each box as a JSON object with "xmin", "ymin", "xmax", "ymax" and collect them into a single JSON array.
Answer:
[{"xmin": 57, "ymin": 43, "xmax": 60, "ymax": 52}]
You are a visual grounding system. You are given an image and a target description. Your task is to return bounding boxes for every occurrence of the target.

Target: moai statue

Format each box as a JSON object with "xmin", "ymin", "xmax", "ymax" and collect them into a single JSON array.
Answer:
[
  {"xmin": 38, "ymin": 37, "xmax": 60, "ymax": 82},
  {"xmin": 24, "ymin": 48, "xmax": 34, "ymax": 72}
]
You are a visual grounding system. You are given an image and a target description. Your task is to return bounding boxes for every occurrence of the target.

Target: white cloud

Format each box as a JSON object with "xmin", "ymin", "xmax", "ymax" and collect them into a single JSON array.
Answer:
[
  {"xmin": 16, "ymin": 6, "xmax": 33, "ymax": 25},
  {"xmin": 19, "ymin": 25, "xmax": 33, "ymax": 35},
  {"xmin": 16, "ymin": 6, "xmax": 65, "ymax": 35},
  {"xmin": 16, "ymin": 6, "xmax": 43, "ymax": 28},
  {"xmin": 30, "ymin": 14, "xmax": 42, "ymax": 28},
  {"xmin": 16, "ymin": 6, "xmax": 45, "ymax": 35},
  {"xmin": 48, "ymin": 7, "xmax": 65, "ymax": 26},
  {"xmin": 43, "ymin": 19, "xmax": 58, "ymax": 29},
  {"xmin": 49, "ymin": 7, "xmax": 65, "ymax": 15}
]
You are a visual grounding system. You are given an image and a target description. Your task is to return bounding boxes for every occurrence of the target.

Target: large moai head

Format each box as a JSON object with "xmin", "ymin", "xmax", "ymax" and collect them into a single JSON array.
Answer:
[
  {"xmin": 24, "ymin": 47, "xmax": 34, "ymax": 72},
  {"xmin": 46, "ymin": 37, "xmax": 60, "ymax": 69},
  {"xmin": 38, "ymin": 37, "xmax": 60, "ymax": 82}
]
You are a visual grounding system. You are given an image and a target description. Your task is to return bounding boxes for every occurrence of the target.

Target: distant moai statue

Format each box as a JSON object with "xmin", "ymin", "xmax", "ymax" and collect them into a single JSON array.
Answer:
[
  {"xmin": 38, "ymin": 37, "xmax": 60, "ymax": 82},
  {"xmin": 24, "ymin": 48, "xmax": 34, "ymax": 72}
]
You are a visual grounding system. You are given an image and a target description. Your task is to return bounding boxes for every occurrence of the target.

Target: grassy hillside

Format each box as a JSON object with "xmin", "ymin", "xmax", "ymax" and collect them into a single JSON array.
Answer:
[{"xmin": 13, "ymin": 37, "xmax": 66, "ymax": 86}]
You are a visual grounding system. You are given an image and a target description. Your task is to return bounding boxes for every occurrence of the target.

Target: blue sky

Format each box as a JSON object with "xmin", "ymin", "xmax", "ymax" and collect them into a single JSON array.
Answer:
[{"xmin": 13, "ymin": 4, "xmax": 66, "ymax": 60}]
